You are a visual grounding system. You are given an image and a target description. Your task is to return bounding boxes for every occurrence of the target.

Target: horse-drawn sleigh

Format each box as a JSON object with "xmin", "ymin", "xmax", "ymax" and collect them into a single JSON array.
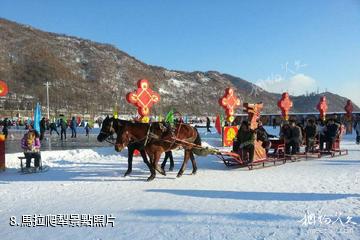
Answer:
[{"xmin": 97, "ymin": 101, "xmax": 348, "ymax": 180}]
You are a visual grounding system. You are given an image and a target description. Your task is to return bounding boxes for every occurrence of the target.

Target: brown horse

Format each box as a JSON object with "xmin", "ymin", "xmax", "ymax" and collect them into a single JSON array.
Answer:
[
  {"xmin": 97, "ymin": 117, "xmax": 174, "ymax": 177},
  {"xmin": 112, "ymin": 119, "xmax": 202, "ymax": 181}
]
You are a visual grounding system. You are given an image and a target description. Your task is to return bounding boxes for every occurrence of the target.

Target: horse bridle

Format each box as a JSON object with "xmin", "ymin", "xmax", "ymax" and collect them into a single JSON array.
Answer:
[{"xmin": 100, "ymin": 119, "xmax": 116, "ymax": 145}]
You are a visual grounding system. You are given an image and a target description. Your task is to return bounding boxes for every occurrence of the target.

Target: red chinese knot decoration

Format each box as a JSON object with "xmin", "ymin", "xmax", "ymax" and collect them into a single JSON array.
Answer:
[
  {"xmin": 126, "ymin": 79, "xmax": 160, "ymax": 122},
  {"xmin": 277, "ymin": 92, "xmax": 293, "ymax": 121},
  {"xmin": 317, "ymin": 96, "xmax": 328, "ymax": 121},
  {"xmin": 219, "ymin": 88, "xmax": 241, "ymax": 122},
  {"xmin": 344, "ymin": 100, "xmax": 353, "ymax": 120},
  {"xmin": 0, "ymin": 80, "xmax": 8, "ymax": 97}
]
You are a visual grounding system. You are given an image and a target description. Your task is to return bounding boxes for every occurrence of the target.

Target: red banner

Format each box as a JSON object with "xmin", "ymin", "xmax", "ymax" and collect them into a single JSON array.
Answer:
[
  {"xmin": 222, "ymin": 126, "xmax": 238, "ymax": 147},
  {"xmin": 215, "ymin": 115, "xmax": 222, "ymax": 135}
]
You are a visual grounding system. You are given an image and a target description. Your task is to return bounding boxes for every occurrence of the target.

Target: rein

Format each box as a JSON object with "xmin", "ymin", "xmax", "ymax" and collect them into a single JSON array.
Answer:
[{"xmin": 105, "ymin": 138, "xmax": 115, "ymax": 145}]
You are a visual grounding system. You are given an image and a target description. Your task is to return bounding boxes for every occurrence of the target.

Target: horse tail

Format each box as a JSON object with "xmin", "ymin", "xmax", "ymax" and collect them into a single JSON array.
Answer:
[
  {"xmin": 193, "ymin": 127, "xmax": 202, "ymax": 146},
  {"xmin": 193, "ymin": 128, "xmax": 213, "ymax": 156}
]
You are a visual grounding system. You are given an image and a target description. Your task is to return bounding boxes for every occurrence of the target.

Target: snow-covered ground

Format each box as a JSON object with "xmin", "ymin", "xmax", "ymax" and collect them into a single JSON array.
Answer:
[{"xmin": 1, "ymin": 127, "xmax": 359, "ymax": 240}]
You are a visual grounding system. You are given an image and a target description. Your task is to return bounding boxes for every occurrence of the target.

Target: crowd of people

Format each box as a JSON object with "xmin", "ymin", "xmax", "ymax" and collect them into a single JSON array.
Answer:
[
  {"xmin": 0, "ymin": 116, "xmax": 96, "ymax": 172},
  {"xmin": 0, "ymin": 116, "xmax": 95, "ymax": 141}
]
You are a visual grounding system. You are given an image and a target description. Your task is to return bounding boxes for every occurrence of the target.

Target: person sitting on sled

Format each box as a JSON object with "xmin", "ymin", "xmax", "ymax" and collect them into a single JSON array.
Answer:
[
  {"xmin": 305, "ymin": 119, "xmax": 317, "ymax": 152},
  {"xmin": 285, "ymin": 120, "xmax": 302, "ymax": 155},
  {"xmin": 256, "ymin": 120, "xmax": 276, "ymax": 153},
  {"xmin": 323, "ymin": 118, "xmax": 339, "ymax": 151},
  {"xmin": 20, "ymin": 127, "xmax": 41, "ymax": 171},
  {"xmin": 233, "ymin": 121, "xmax": 255, "ymax": 163},
  {"xmin": 354, "ymin": 116, "xmax": 360, "ymax": 144}
]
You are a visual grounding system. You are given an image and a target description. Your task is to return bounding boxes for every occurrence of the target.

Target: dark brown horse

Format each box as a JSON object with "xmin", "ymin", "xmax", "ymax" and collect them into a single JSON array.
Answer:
[
  {"xmin": 100, "ymin": 117, "xmax": 201, "ymax": 181},
  {"xmin": 97, "ymin": 117, "xmax": 175, "ymax": 177}
]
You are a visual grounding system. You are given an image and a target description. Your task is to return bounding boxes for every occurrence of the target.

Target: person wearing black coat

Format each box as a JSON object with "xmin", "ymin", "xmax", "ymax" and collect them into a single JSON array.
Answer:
[
  {"xmin": 49, "ymin": 122, "xmax": 59, "ymax": 135},
  {"xmin": 284, "ymin": 120, "xmax": 302, "ymax": 155},
  {"xmin": 58, "ymin": 118, "xmax": 67, "ymax": 140},
  {"xmin": 2, "ymin": 118, "xmax": 8, "ymax": 139},
  {"xmin": 305, "ymin": 119, "xmax": 317, "ymax": 152},
  {"xmin": 256, "ymin": 121, "xmax": 276, "ymax": 153},
  {"xmin": 206, "ymin": 117, "xmax": 211, "ymax": 133},
  {"xmin": 39, "ymin": 117, "xmax": 46, "ymax": 141},
  {"xmin": 324, "ymin": 119, "xmax": 339, "ymax": 151},
  {"xmin": 355, "ymin": 118, "xmax": 360, "ymax": 144}
]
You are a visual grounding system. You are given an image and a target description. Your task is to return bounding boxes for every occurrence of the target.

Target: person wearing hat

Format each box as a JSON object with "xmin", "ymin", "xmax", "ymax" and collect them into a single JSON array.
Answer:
[
  {"xmin": 233, "ymin": 121, "xmax": 256, "ymax": 163},
  {"xmin": 285, "ymin": 120, "xmax": 303, "ymax": 155},
  {"xmin": 20, "ymin": 128, "xmax": 41, "ymax": 171}
]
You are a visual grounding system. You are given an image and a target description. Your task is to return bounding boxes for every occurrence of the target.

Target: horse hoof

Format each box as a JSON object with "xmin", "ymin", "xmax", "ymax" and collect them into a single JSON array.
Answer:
[
  {"xmin": 156, "ymin": 166, "xmax": 166, "ymax": 176},
  {"xmin": 176, "ymin": 173, "xmax": 183, "ymax": 178},
  {"xmin": 124, "ymin": 171, "xmax": 131, "ymax": 177},
  {"xmin": 169, "ymin": 167, "xmax": 174, "ymax": 172},
  {"xmin": 191, "ymin": 171, "xmax": 197, "ymax": 175},
  {"xmin": 147, "ymin": 175, "xmax": 155, "ymax": 181}
]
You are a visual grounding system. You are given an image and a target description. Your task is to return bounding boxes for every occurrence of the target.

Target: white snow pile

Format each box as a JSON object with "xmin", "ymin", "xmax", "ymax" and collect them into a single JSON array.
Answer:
[{"xmin": 1, "ymin": 128, "xmax": 359, "ymax": 240}]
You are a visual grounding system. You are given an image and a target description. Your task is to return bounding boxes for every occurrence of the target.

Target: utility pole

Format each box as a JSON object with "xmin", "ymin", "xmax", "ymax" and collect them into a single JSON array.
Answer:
[{"xmin": 43, "ymin": 81, "xmax": 51, "ymax": 119}]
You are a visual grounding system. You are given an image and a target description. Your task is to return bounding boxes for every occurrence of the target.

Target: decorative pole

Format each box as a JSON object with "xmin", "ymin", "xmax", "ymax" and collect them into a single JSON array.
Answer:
[
  {"xmin": 344, "ymin": 99, "xmax": 354, "ymax": 134},
  {"xmin": 218, "ymin": 88, "xmax": 241, "ymax": 147},
  {"xmin": 43, "ymin": 81, "xmax": 51, "ymax": 120},
  {"xmin": 219, "ymin": 87, "xmax": 241, "ymax": 123},
  {"xmin": 317, "ymin": 96, "xmax": 328, "ymax": 121},
  {"xmin": 344, "ymin": 100, "xmax": 353, "ymax": 120},
  {"xmin": 243, "ymin": 102, "xmax": 266, "ymax": 161},
  {"xmin": 126, "ymin": 79, "xmax": 160, "ymax": 123},
  {"xmin": 277, "ymin": 92, "xmax": 293, "ymax": 121},
  {"xmin": 0, "ymin": 80, "xmax": 9, "ymax": 97},
  {"xmin": 0, "ymin": 80, "xmax": 9, "ymax": 171}
]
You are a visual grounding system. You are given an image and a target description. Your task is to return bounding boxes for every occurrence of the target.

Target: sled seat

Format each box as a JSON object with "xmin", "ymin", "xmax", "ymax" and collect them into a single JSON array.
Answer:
[{"xmin": 18, "ymin": 156, "xmax": 43, "ymax": 172}]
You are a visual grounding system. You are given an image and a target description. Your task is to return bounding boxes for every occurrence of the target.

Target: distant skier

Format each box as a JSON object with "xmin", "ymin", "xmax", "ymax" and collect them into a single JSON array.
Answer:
[
  {"xmin": 39, "ymin": 117, "xmax": 46, "ymax": 141},
  {"xmin": 206, "ymin": 117, "xmax": 211, "ymax": 132},
  {"xmin": 58, "ymin": 118, "xmax": 67, "ymax": 140},
  {"xmin": 49, "ymin": 121, "xmax": 59, "ymax": 135},
  {"xmin": 85, "ymin": 122, "xmax": 91, "ymax": 137},
  {"xmin": 2, "ymin": 118, "xmax": 8, "ymax": 139},
  {"xmin": 70, "ymin": 116, "xmax": 77, "ymax": 138}
]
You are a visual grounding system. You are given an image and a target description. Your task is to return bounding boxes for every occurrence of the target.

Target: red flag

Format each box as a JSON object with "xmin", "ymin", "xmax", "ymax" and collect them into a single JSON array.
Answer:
[{"xmin": 215, "ymin": 115, "xmax": 222, "ymax": 134}]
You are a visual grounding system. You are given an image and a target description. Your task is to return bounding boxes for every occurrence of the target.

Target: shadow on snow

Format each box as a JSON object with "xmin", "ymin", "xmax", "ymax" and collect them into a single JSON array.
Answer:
[{"xmin": 146, "ymin": 189, "xmax": 359, "ymax": 202}]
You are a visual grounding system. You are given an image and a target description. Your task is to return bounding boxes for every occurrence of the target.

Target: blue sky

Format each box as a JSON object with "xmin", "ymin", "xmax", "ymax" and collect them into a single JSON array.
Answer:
[{"xmin": 1, "ymin": 0, "xmax": 359, "ymax": 104}]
